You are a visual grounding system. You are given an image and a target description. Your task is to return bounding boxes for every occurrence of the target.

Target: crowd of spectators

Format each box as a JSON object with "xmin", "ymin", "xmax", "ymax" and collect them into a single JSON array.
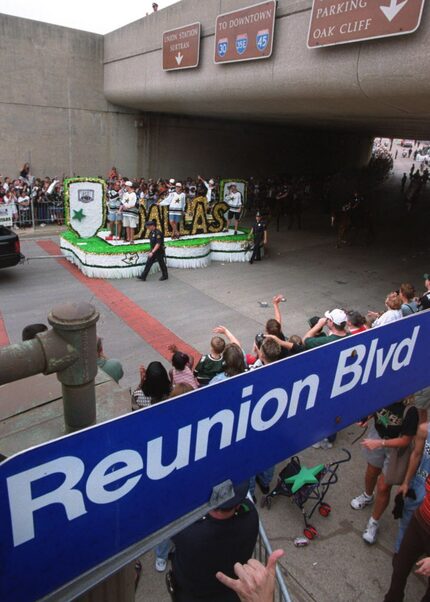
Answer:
[
  {"xmin": 115, "ymin": 273, "xmax": 430, "ymax": 600},
  {"xmin": 0, "ymin": 164, "xmax": 64, "ymax": 228}
]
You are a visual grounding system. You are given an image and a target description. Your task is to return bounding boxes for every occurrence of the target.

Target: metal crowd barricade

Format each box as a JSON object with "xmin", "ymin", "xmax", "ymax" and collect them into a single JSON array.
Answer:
[
  {"xmin": 31, "ymin": 198, "xmax": 65, "ymax": 227},
  {"xmin": 253, "ymin": 517, "xmax": 293, "ymax": 602},
  {"xmin": 17, "ymin": 203, "xmax": 33, "ymax": 229}
]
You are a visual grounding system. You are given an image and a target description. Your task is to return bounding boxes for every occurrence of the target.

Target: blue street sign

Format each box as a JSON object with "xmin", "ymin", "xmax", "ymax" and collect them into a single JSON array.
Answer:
[{"xmin": 1, "ymin": 312, "xmax": 429, "ymax": 601}]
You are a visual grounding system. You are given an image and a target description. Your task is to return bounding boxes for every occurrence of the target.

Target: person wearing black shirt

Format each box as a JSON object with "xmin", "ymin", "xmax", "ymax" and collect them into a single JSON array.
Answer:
[
  {"xmin": 170, "ymin": 482, "xmax": 258, "ymax": 602},
  {"xmin": 249, "ymin": 211, "xmax": 267, "ymax": 264},
  {"xmin": 351, "ymin": 400, "xmax": 419, "ymax": 545},
  {"xmin": 138, "ymin": 220, "xmax": 168, "ymax": 281}
]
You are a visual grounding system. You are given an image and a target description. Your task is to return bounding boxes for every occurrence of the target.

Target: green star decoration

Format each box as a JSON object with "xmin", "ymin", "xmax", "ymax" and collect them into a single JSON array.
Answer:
[
  {"xmin": 284, "ymin": 464, "xmax": 325, "ymax": 493},
  {"xmin": 73, "ymin": 208, "xmax": 86, "ymax": 222},
  {"xmin": 377, "ymin": 412, "xmax": 390, "ymax": 428}
]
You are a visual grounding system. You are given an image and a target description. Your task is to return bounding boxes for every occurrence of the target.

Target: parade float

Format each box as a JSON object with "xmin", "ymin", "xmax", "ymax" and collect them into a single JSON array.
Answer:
[{"xmin": 60, "ymin": 178, "xmax": 253, "ymax": 278}]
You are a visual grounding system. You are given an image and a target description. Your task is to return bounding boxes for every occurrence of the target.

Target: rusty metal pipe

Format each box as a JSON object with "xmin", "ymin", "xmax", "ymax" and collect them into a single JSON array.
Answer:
[
  {"xmin": 0, "ymin": 302, "xmax": 99, "ymax": 434},
  {"xmin": 0, "ymin": 339, "xmax": 46, "ymax": 385},
  {"xmin": 0, "ymin": 331, "xmax": 78, "ymax": 386},
  {"xmin": 48, "ymin": 302, "xmax": 99, "ymax": 433}
]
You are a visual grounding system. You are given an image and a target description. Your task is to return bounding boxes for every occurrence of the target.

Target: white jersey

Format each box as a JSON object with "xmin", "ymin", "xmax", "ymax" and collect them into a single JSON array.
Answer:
[
  {"xmin": 225, "ymin": 190, "xmax": 242, "ymax": 211},
  {"xmin": 169, "ymin": 192, "xmax": 186, "ymax": 214}
]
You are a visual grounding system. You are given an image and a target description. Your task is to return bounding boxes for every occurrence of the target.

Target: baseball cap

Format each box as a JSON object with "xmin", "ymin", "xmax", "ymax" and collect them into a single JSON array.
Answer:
[
  {"xmin": 324, "ymin": 309, "xmax": 347, "ymax": 325},
  {"xmin": 145, "ymin": 220, "xmax": 156, "ymax": 227},
  {"xmin": 175, "ymin": 182, "xmax": 182, "ymax": 187},
  {"xmin": 125, "ymin": 180, "xmax": 133, "ymax": 187},
  {"xmin": 217, "ymin": 480, "xmax": 250, "ymax": 510},
  {"xmin": 209, "ymin": 179, "xmax": 215, "ymax": 185},
  {"xmin": 424, "ymin": 273, "xmax": 430, "ymax": 280},
  {"xmin": 169, "ymin": 178, "xmax": 176, "ymax": 185}
]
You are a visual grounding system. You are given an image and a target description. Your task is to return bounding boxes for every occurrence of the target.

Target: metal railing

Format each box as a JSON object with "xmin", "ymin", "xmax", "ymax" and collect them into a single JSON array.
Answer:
[{"xmin": 253, "ymin": 516, "xmax": 293, "ymax": 602}]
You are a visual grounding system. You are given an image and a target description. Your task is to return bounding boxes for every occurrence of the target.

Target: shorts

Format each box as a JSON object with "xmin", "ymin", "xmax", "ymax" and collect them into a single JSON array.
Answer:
[
  {"xmin": 122, "ymin": 214, "xmax": 139, "ymax": 229},
  {"xmin": 228, "ymin": 210, "xmax": 241, "ymax": 220},
  {"xmin": 362, "ymin": 424, "xmax": 391, "ymax": 472},
  {"xmin": 169, "ymin": 213, "xmax": 182, "ymax": 224},
  {"xmin": 108, "ymin": 212, "xmax": 122, "ymax": 222}
]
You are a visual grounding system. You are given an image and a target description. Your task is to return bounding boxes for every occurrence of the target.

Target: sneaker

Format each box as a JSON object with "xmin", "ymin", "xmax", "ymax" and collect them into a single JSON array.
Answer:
[
  {"xmin": 155, "ymin": 557, "xmax": 167, "ymax": 572},
  {"xmin": 321, "ymin": 438, "xmax": 333, "ymax": 449},
  {"xmin": 362, "ymin": 518, "xmax": 379, "ymax": 544},
  {"xmin": 312, "ymin": 440, "xmax": 322, "ymax": 449},
  {"xmin": 351, "ymin": 492, "xmax": 374, "ymax": 510}
]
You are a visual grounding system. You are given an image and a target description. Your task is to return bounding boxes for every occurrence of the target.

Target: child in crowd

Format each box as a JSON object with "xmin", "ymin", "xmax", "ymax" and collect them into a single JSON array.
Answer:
[
  {"xmin": 194, "ymin": 336, "xmax": 226, "ymax": 386},
  {"xmin": 169, "ymin": 346, "xmax": 199, "ymax": 390}
]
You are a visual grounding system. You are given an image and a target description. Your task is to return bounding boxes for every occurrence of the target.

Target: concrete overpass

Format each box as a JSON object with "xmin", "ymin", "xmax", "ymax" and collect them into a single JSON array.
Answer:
[
  {"xmin": 104, "ymin": 0, "xmax": 430, "ymax": 138},
  {"xmin": 1, "ymin": 1, "xmax": 429, "ymax": 177}
]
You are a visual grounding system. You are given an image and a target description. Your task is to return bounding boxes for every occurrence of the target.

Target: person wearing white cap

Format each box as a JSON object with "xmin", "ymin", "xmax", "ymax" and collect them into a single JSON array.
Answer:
[
  {"xmin": 224, "ymin": 183, "xmax": 243, "ymax": 234},
  {"xmin": 303, "ymin": 309, "xmax": 349, "ymax": 449},
  {"xmin": 303, "ymin": 309, "xmax": 349, "ymax": 350},
  {"xmin": 120, "ymin": 181, "xmax": 139, "ymax": 244},
  {"xmin": 169, "ymin": 182, "xmax": 186, "ymax": 239},
  {"xmin": 197, "ymin": 174, "xmax": 217, "ymax": 211}
]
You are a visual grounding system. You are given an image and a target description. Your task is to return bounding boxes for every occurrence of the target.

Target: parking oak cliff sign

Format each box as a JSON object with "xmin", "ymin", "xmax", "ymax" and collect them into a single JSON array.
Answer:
[
  {"xmin": 163, "ymin": 22, "xmax": 201, "ymax": 71},
  {"xmin": 308, "ymin": 0, "xmax": 426, "ymax": 48},
  {"xmin": 215, "ymin": 0, "xmax": 276, "ymax": 64},
  {"xmin": 1, "ymin": 312, "xmax": 430, "ymax": 601}
]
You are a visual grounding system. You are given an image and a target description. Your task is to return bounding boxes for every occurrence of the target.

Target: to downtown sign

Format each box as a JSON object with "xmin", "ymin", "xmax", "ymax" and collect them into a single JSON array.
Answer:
[
  {"xmin": 1, "ymin": 311, "xmax": 430, "ymax": 601},
  {"xmin": 163, "ymin": 22, "xmax": 201, "ymax": 71},
  {"xmin": 308, "ymin": 0, "xmax": 426, "ymax": 48},
  {"xmin": 215, "ymin": 1, "xmax": 276, "ymax": 64}
]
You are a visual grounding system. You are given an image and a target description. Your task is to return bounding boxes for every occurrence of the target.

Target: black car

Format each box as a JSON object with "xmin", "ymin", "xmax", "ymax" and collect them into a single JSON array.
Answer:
[{"xmin": 0, "ymin": 225, "xmax": 24, "ymax": 269}]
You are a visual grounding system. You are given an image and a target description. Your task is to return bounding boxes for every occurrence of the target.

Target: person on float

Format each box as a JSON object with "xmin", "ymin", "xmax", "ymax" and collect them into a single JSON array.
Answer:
[
  {"xmin": 169, "ymin": 182, "xmax": 186, "ymax": 239},
  {"xmin": 224, "ymin": 183, "xmax": 243, "ymax": 234}
]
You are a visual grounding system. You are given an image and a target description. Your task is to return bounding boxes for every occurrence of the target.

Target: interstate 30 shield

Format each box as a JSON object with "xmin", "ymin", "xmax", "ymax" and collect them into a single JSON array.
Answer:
[
  {"xmin": 217, "ymin": 38, "xmax": 228, "ymax": 58},
  {"xmin": 235, "ymin": 33, "xmax": 248, "ymax": 55},
  {"xmin": 67, "ymin": 179, "xmax": 105, "ymax": 239},
  {"xmin": 256, "ymin": 29, "xmax": 270, "ymax": 52}
]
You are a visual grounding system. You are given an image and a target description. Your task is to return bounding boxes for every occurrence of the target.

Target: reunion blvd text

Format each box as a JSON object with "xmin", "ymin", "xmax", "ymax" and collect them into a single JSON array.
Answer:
[{"xmin": 1, "ymin": 311, "xmax": 429, "ymax": 601}]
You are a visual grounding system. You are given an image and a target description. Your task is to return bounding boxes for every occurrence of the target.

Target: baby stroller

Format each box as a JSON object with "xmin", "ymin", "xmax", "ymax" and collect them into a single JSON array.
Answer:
[{"xmin": 261, "ymin": 448, "xmax": 351, "ymax": 540}]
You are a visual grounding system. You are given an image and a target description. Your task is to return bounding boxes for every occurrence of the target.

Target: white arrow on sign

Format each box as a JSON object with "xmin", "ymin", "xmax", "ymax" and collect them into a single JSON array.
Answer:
[
  {"xmin": 175, "ymin": 52, "xmax": 184, "ymax": 66},
  {"xmin": 380, "ymin": 0, "xmax": 409, "ymax": 22}
]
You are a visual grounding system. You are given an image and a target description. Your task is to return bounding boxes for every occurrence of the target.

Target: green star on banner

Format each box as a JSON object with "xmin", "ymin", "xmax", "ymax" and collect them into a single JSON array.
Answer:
[
  {"xmin": 73, "ymin": 208, "xmax": 86, "ymax": 222},
  {"xmin": 284, "ymin": 464, "xmax": 325, "ymax": 493}
]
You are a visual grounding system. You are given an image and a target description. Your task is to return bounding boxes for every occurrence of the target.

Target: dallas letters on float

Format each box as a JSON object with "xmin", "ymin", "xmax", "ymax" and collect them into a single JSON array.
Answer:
[{"xmin": 61, "ymin": 178, "xmax": 252, "ymax": 277}]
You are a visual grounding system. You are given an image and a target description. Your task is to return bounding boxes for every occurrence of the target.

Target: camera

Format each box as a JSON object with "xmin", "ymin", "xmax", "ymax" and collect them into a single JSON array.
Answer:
[{"xmin": 255, "ymin": 333, "xmax": 265, "ymax": 349}]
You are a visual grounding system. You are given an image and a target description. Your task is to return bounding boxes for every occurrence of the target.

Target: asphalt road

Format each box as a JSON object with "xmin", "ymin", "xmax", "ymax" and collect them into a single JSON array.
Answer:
[{"xmin": 1, "ymin": 157, "xmax": 428, "ymax": 602}]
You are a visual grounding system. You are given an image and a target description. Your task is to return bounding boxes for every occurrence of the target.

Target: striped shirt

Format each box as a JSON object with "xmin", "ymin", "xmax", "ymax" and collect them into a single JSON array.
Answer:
[{"xmin": 171, "ymin": 366, "xmax": 199, "ymax": 389}]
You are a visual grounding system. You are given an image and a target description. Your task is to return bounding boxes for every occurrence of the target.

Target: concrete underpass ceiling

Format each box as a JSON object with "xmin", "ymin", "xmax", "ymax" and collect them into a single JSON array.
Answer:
[{"xmin": 103, "ymin": 0, "xmax": 430, "ymax": 139}]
